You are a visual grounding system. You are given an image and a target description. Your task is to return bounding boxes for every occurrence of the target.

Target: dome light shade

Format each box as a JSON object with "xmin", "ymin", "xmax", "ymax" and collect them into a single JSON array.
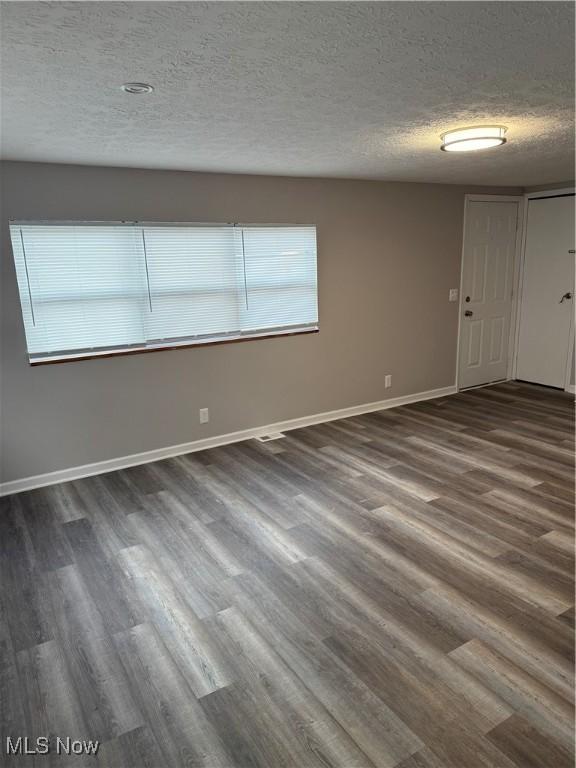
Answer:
[
  {"xmin": 121, "ymin": 83, "xmax": 154, "ymax": 95},
  {"xmin": 440, "ymin": 126, "xmax": 507, "ymax": 152}
]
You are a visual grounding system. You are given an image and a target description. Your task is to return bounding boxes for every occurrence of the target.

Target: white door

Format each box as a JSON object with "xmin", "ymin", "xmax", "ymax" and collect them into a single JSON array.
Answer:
[
  {"xmin": 516, "ymin": 195, "xmax": 575, "ymax": 389},
  {"xmin": 458, "ymin": 200, "xmax": 519, "ymax": 389}
]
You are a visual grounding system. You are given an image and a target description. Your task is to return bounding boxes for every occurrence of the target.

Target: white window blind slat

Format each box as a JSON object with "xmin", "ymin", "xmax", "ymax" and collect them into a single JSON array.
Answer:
[
  {"xmin": 11, "ymin": 226, "xmax": 149, "ymax": 356},
  {"xmin": 9, "ymin": 222, "xmax": 318, "ymax": 362},
  {"xmin": 241, "ymin": 227, "xmax": 319, "ymax": 331},
  {"xmin": 143, "ymin": 226, "xmax": 243, "ymax": 342}
]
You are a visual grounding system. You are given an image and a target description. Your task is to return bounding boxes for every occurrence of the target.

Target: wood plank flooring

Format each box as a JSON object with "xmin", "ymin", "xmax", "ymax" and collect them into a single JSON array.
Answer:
[{"xmin": 1, "ymin": 381, "xmax": 574, "ymax": 767}]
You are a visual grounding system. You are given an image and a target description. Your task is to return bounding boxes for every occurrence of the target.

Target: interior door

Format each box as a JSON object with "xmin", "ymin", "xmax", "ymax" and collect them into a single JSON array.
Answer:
[
  {"xmin": 516, "ymin": 195, "xmax": 575, "ymax": 389},
  {"xmin": 458, "ymin": 200, "xmax": 519, "ymax": 389}
]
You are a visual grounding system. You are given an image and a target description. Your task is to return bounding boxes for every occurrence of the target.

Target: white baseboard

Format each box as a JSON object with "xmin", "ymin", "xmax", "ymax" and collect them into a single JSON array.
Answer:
[
  {"xmin": 566, "ymin": 384, "xmax": 575, "ymax": 395},
  {"xmin": 0, "ymin": 384, "xmax": 456, "ymax": 497}
]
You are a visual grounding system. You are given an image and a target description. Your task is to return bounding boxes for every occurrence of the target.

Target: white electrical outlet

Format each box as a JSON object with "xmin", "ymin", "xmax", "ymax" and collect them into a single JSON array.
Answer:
[
  {"xmin": 385, "ymin": 374, "xmax": 392, "ymax": 388},
  {"xmin": 199, "ymin": 408, "xmax": 209, "ymax": 424},
  {"xmin": 449, "ymin": 288, "xmax": 459, "ymax": 302}
]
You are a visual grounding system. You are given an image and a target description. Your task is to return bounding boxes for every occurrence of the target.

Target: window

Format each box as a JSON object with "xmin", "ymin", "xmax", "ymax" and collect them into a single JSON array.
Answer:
[{"xmin": 9, "ymin": 222, "xmax": 318, "ymax": 363}]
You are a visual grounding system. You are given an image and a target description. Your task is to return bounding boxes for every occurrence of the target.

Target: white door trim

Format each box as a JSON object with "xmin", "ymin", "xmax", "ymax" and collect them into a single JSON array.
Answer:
[
  {"xmin": 511, "ymin": 188, "xmax": 576, "ymax": 391},
  {"xmin": 456, "ymin": 194, "xmax": 524, "ymax": 391}
]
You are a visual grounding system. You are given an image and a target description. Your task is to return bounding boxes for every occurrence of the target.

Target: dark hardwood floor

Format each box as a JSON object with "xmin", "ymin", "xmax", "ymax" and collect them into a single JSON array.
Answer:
[{"xmin": 1, "ymin": 381, "xmax": 574, "ymax": 767}]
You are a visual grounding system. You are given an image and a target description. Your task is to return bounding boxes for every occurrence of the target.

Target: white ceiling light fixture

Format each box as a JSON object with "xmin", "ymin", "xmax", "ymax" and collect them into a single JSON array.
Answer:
[
  {"xmin": 440, "ymin": 125, "xmax": 507, "ymax": 152},
  {"xmin": 121, "ymin": 82, "xmax": 154, "ymax": 95}
]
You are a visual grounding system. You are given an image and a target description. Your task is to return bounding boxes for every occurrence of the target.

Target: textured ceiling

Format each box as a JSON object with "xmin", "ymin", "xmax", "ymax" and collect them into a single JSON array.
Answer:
[{"xmin": 1, "ymin": 1, "xmax": 574, "ymax": 185}]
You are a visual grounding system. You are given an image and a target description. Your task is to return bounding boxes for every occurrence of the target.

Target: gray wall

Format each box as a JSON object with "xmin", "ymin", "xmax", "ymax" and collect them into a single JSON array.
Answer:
[
  {"xmin": 0, "ymin": 161, "xmax": 519, "ymax": 483},
  {"xmin": 524, "ymin": 181, "xmax": 575, "ymax": 192}
]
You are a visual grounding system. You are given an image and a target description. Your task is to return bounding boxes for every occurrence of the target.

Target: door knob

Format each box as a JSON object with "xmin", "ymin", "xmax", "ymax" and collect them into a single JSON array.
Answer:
[
  {"xmin": 559, "ymin": 292, "xmax": 573, "ymax": 303},
  {"xmin": 464, "ymin": 310, "xmax": 474, "ymax": 317}
]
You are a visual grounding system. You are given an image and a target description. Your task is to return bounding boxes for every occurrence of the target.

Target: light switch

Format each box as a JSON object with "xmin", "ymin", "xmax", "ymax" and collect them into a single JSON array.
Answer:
[{"xmin": 449, "ymin": 288, "xmax": 459, "ymax": 302}]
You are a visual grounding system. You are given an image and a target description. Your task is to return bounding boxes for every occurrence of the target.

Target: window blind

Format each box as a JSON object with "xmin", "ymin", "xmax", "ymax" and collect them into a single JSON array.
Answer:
[{"xmin": 9, "ymin": 222, "xmax": 318, "ymax": 362}]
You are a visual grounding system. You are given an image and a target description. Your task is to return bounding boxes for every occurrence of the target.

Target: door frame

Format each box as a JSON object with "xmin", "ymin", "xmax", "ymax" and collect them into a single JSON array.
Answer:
[
  {"xmin": 456, "ymin": 194, "xmax": 524, "ymax": 391},
  {"xmin": 510, "ymin": 187, "xmax": 576, "ymax": 392}
]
